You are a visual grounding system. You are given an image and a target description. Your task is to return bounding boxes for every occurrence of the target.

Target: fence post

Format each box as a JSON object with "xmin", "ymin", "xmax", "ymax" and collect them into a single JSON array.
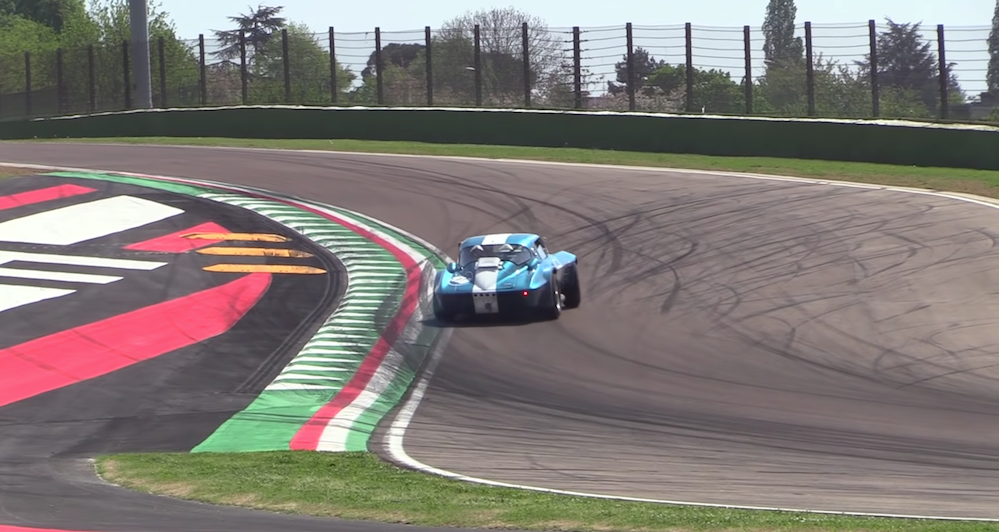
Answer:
[
  {"xmin": 239, "ymin": 30, "xmax": 248, "ymax": 105},
  {"xmin": 937, "ymin": 24, "xmax": 948, "ymax": 119},
  {"xmin": 743, "ymin": 25, "xmax": 753, "ymax": 114},
  {"xmin": 425, "ymin": 26, "xmax": 433, "ymax": 106},
  {"xmin": 685, "ymin": 23, "xmax": 694, "ymax": 112},
  {"xmin": 625, "ymin": 23, "xmax": 635, "ymax": 112},
  {"xmin": 281, "ymin": 29, "xmax": 291, "ymax": 103},
  {"xmin": 473, "ymin": 24, "xmax": 482, "ymax": 106},
  {"xmin": 122, "ymin": 40, "xmax": 132, "ymax": 109},
  {"xmin": 573, "ymin": 26, "xmax": 582, "ymax": 109},
  {"xmin": 88, "ymin": 44, "xmax": 96, "ymax": 112},
  {"xmin": 56, "ymin": 48, "xmax": 65, "ymax": 114},
  {"xmin": 522, "ymin": 22, "xmax": 531, "ymax": 107},
  {"xmin": 24, "ymin": 52, "xmax": 31, "ymax": 117},
  {"xmin": 805, "ymin": 22, "xmax": 815, "ymax": 117},
  {"xmin": 329, "ymin": 27, "xmax": 338, "ymax": 103},
  {"xmin": 868, "ymin": 20, "xmax": 879, "ymax": 117},
  {"xmin": 158, "ymin": 36, "xmax": 167, "ymax": 107},
  {"xmin": 374, "ymin": 27, "xmax": 383, "ymax": 105},
  {"xmin": 198, "ymin": 34, "xmax": 207, "ymax": 105}
]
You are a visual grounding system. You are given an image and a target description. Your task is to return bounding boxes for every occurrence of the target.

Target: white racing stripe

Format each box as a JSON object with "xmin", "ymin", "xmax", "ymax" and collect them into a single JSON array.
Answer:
[
  {"xmin": 480, "ymin": 233, "xmax": 512, "ymax": 245},
  {"xmin": 471, "ymin": 256, "xmax": 500, "ymax": 314},
  {"xmin": 0, "ymin": 251, "xmax": 166, "ymax": 270},
  {"xmin": 0, "ymin": 195, "xmax": 182, "ymax": 245},
  {"xmin": 0, "ymin": 267, "xmax": 121, "ymax": 284},
  {"xmin": 0, "ymin": 284, "xmax": 75, "ymax": 313}
]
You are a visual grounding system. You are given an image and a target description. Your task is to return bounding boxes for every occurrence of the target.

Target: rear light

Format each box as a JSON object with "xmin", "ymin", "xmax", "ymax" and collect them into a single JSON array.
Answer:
[{"xmin": 522, "ymin": 290, "xmax": 529, "ymax": 296}]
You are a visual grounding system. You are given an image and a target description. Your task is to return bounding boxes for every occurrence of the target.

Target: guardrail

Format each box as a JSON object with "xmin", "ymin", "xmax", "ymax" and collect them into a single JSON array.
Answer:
[{"xmin": 4, "ymin": 105, "xmax": 999, "ymax": 170}]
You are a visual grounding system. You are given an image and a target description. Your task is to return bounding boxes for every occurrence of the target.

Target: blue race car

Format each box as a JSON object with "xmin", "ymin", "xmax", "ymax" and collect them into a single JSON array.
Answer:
[{"xmin": 432, "ymin": 233, "xmax": 580, "ymax": 322}]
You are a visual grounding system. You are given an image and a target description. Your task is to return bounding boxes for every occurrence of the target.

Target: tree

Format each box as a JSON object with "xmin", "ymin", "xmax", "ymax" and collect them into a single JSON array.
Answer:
[
  {"xmin": 0, "ymin": 15, "xmax": 60, "ymax": 110},
  {"xmin": 989, "ymin": 0, "xmax": 999, "ymax": 93},
  {"xmin": 856, "ymin": 19, "xmax": 963, "ymax": 115},
  {"xmin": 249, "ymin": 21, "xmax": 353, "ymax": 104},
  {"xmin": 361, "ymin": 42, "xmax": 424, "ymax": 79},
  {"xmin": 608, "ymin": 46, "xmax": 665, "ymax": 95},
  {"xmin": 0, "ymin": 0, "xmax": 85, "ymax": 32},
  {"xmin": 755, "ymin": 55, "xmax": 870, "ymax": 118},
  {"xmin": 645, "ymin": 63, "xmax": 743, "ymax": 113},
  {"xmin": 212, "ymin": 3, "xmax": 286, "ymax": 63},
  {"xmin": 77, "ymin": 0, "xmax": 199, "ymax": 108},
  {"xmin": 437, "ymin": 7, "xmax": 568, "ymax": 104},
  {"xmin": 762, "ymin": 0, "xmax": 803, "ymax": 68}
]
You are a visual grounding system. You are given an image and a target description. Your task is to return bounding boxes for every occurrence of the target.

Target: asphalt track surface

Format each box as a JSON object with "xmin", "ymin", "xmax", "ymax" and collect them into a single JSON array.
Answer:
[{"xmin": 2, "ymin": 143, "xmax": 999, "ymax": 527}]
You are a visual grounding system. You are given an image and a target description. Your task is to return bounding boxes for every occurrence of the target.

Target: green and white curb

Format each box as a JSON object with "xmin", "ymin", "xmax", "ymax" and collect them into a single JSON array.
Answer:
[{"xmin": 33, "ymin": 169, "xmax": 449, "ymax": 453}]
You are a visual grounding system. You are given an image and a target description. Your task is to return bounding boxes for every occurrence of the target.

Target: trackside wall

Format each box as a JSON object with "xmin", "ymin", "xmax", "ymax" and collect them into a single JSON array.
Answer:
[{"xmin": 3, "ymin": 106, "xmax": 999, "ymax": 170}]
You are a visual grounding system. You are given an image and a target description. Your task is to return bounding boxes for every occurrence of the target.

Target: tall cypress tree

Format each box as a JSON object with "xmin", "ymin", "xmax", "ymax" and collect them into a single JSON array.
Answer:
[
  {"xmin": 762, "ymin": 0, "xmax": 803, "ymax": 68},
  {"xmin": 989, "ymin": 0, "xmax": 999, "ymax": 93}
]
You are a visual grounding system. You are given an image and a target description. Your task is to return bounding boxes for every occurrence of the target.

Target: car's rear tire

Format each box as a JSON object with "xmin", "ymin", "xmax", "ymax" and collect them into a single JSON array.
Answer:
[
  {"xmin": 561, "ymin": 264, "xmax": 581, "ymax": 309},
  {"xmin": 545, "ymin": 277, "xmax": 563, "ymax": 320}
]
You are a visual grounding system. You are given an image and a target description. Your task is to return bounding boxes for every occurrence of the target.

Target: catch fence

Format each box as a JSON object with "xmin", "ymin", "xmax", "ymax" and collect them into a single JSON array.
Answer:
[{"xmin": 0, "ymin": 20, "xmax": 993, "ymax": 122}]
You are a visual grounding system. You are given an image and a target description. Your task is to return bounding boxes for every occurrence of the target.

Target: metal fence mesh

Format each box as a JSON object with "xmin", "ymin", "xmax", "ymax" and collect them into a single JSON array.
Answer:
[{"xmin": 1, "ymin": 21, "xmax": 994, "ymax": 122}]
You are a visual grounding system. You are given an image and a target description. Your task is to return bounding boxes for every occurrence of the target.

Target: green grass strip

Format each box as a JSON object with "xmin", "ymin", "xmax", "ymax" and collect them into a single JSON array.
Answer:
[
  {"xmin": 25, "ymin": 137, "xmax": 999, "ymax": 200},
  {"xmin": 96, "ymin": 452, "xmax": 997, "ymax": 532}
]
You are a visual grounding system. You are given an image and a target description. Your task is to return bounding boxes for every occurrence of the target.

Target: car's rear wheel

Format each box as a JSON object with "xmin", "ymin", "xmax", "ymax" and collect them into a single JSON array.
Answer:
[
  {"xmin": 545, "ymin": 277, "xmax": 563, "ymax": 320},
  {"xmin": 561, "ymin": 264, "xmax": 581, "ymax": 309}
]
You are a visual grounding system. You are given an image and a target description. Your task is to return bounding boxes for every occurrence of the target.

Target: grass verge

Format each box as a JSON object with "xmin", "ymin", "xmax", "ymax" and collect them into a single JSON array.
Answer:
[
  {"xmin": 20, "ymin": 137, "xmax": 999, "ymax": 201},
  {"xmin": 0, "ymin": 165, "xmax": 45, "ymax": 179},
  {"xmin": 97, "ymin": 452, "xmax": 995, "ymax": 532}
]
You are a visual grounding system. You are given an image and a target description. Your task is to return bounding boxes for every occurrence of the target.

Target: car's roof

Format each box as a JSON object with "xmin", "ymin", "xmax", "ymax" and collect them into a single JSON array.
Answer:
[{"xmin": 460, "ymin": 233, "xmax": 539, "ymax": 249}]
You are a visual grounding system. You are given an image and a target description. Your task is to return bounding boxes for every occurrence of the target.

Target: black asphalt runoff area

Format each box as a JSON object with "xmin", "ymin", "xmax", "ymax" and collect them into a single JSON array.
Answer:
[{"xmin": 0, "ymin": 144, "xmax": 998, "ymax": 529}]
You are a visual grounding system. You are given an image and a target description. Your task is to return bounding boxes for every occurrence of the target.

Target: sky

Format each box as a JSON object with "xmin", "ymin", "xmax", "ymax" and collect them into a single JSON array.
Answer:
[
  {"xmin": 148, "ymin": 0, "xmax": 998, "ymax": 98},
  {"xmin": 157, "ymin": 0, "xmax": 995, "ymax": 37}
]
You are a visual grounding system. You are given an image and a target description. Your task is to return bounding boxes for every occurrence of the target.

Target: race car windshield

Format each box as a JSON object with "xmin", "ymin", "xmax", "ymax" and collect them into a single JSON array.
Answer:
[{"xmin": 460, "ymin": 243, "xmax": 533, "ymax": 267}]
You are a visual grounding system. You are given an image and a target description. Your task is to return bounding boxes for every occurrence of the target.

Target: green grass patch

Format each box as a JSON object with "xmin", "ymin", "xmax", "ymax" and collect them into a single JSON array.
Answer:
[
  {"xmin": 20, "ymin": 137, "xmax": 999, "ymax": 200},
  {"xmin": 0, "ymin": 165, "xmax": 43, "ymax": 179},
  {"xmin": 96, "ymin": 452, "xmax": 995, "ymax": 532}
]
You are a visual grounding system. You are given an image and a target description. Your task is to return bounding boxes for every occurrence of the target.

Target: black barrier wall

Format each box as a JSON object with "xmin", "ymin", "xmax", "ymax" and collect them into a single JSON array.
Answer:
[{"xmin": 3, "ymin": 106, "xmax": 999, "ymax": 170}]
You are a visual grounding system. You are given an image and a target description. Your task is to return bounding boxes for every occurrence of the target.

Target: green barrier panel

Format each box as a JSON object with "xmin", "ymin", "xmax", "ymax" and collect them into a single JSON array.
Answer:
[{"xmin": 3, "ymin": 105, "xmax": 999, "ymax": 170}]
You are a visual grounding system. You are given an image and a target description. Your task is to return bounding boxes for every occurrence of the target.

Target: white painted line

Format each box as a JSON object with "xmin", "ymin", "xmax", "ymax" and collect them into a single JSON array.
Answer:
[
  {"xmin": 309, "ymin": 339, "xmax": 371, "ymax": 346},
  {"xmin": 272, "ymin": 374, "xmax": 343, "ymax": 382},
  {"xmin": 291, "ymin": 357, "xmax": 357, "ymax": 363},
  {"xmin": 0, "ymin": 283, "xmax": 75, "ymax": 313},
  {"xmin": 313, "ymin": 334, "xmax": 374, "ymax": 341},
  {"xmin": 0, "ymin": 195, "xmax": 182, "ymax": 245},
  {"xmin": 0, "ymin": 251, "xmax": 166, "ymax": 270},
  {"xmin": 284, "ymin": 364, "xmax": 352, "ymax": 372},
  {"xmin": 267, "ymin": 383, "xmax": 340, "ymax": 391},
  {"xmin": 299, "ymin": 348, "xmax": 363, "ymax": 354},
  {"xmin": 0, "ymin": 267, "xmax": 122, "ymax": 284}
]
